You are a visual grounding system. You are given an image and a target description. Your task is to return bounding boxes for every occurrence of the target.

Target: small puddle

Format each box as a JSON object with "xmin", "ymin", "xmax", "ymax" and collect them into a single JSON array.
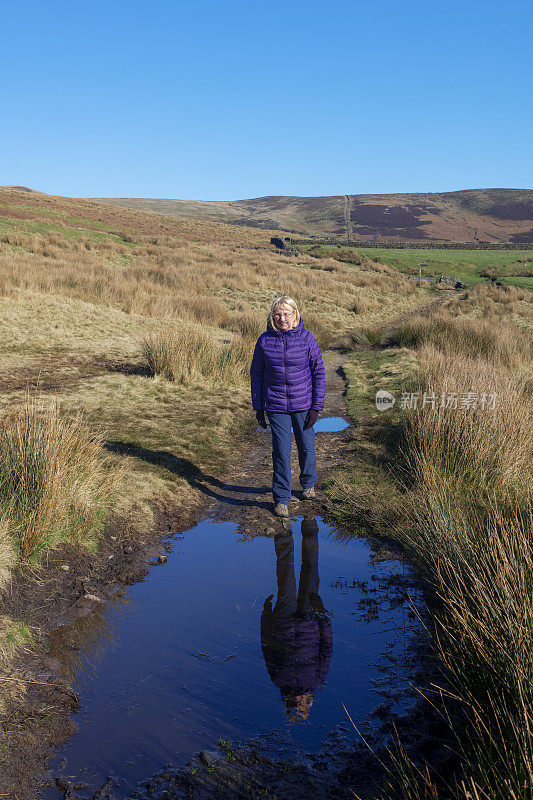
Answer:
[
  {"xmin": 42, "ymin": 516, "xmax": 421, "ymax": 799},
  {"xmin": 313, "ymin": 416, "xmax": 350, "ymax": 433}
]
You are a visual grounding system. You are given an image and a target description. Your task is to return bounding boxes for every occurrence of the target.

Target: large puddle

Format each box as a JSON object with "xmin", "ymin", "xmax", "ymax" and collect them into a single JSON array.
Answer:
[{"xmin": 42, "ymin": 516, "xmax": 421, "ymax": 799}]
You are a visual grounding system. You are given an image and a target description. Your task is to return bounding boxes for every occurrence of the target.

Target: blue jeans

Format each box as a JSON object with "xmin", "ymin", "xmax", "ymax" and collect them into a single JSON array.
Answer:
[{"xmin": 267, "ymin": 411, "xmax": 317, "ymax": 505}]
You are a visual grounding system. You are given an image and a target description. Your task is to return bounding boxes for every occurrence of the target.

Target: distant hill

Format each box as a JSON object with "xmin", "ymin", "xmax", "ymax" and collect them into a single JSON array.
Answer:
[
  {"xmin": 92, "ymin": 189, "xmax": 533, "ymax": 243},
  {"xmin": 0, "ymin": 185, "xmax": 34, "ymax": 192}
]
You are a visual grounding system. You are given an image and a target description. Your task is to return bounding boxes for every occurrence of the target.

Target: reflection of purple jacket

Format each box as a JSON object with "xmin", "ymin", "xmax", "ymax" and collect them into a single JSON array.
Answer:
[
  {"xmin": 260, "ymin": 610, "xmax": 333, "ymax": 695},
  {"xmin": 250, "ymin": 321, "xmax": 325, "ymax": 413}
]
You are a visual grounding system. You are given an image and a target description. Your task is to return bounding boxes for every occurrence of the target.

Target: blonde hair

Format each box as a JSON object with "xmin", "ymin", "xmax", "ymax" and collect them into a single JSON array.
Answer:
[
  {"xmin": 283, "ymin": 692, "xmax": 314, "ymax": 722},
  {"xmin": 268, "ymin": 296, "xmax": 301, "ymax": 330}
]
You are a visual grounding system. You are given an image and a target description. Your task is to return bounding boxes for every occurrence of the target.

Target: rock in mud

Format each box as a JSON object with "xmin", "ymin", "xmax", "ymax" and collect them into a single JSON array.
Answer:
[
  {"xmin": 83, "ymin": 593, "xmax": 104, "ymax": 604},
  {"xmin": 199, "ymin": 750, "xmax": 224, "ymax": 768}
]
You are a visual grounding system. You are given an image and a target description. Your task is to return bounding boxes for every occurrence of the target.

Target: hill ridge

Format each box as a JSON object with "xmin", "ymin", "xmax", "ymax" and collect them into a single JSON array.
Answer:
[{"xmin": 91, "ymin": 188, "xmax": 533, "ymax": 243}]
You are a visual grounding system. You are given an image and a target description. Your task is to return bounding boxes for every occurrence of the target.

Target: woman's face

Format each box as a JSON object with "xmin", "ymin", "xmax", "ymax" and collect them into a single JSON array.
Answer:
[{"xmin": 273, "ymin": 305, "xmax": 295, "ymax": 331}]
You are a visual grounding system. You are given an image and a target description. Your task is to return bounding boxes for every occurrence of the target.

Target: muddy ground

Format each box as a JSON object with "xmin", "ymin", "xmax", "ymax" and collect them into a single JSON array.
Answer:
[
  {"xmin": 0, "ymin": 304, "xmax": 457, "ymax": 800},
  {"xmin": 125, "ymin": 695, "xmax": 456, "ymax": 800}
]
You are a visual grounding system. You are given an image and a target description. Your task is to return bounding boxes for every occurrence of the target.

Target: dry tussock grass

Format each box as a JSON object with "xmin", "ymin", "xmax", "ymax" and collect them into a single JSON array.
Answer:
[
  {"xmin": 0, "ymin": 219, "xmax": 419, "ymax": 322},
  {"xmin": 385, "ymin": 295, "xmax": 533, "ymax": 798},
  {"xmin": 0, "ymin": 395, "xmax": 120, "ymax": 562},
  {"xmin": 446, "ymin": 282, "xmax": 533, "ymax": 326},
  {"xmin": 409, "ymin": 345, "xmax": 532, "ymax": 499},
  {"xmin": 0, "ymin": 224, "xmax": 425, "ymax": 367},
  {"xmin": 221, "ymin": 309, "xmax": 265, "ymax": 340},
  {"xmin": 142, "ymin": 325, "xmax": 250, "ymax": 385},
  {"xmin": 0, "ymin": 291, "xmax": 149, "ymax": 365},
  {"xmin": 393, "ymin": 308, "xmax": 533, "ymax": 374}
]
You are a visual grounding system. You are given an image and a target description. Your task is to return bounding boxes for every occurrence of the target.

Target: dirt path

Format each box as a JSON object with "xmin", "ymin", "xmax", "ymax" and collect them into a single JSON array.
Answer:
[
  {"xmin": 203, "ymin": 292, "xmax": 451, "ymax": 534},
  {"xmin": 206, "ymin": 351, "xmax": 351, "ymax": 532},
  {"xmin": 44, "ymin": 352, "xmax": 398, "ymax": 800}
]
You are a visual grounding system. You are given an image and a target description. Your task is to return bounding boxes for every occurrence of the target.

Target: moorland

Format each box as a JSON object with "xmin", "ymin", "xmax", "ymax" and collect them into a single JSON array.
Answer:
[
  {"xmin": 93, "ymin": 187, "xmax": 533, "ymax": 243},
  {"xmin": 0, "ymin": 186, "xmax": 531, "ymax": 800}
]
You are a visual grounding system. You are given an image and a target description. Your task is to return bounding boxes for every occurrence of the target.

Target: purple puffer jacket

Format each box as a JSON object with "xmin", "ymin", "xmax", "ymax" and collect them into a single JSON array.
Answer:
[
  {"xmin": 250, "ymin": 321, "xmax": 326, "ymax": 412},
  {"xmin": 260, "ymin": 613, "xmax": 333, "ymax": 695}
]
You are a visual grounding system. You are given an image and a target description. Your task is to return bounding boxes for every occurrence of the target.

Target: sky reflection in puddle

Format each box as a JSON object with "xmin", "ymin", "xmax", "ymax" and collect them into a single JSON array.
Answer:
[
  {"xmin": 313, "ymin": 416, "xmax": 350, "ymax": 433},
  {"xmin": 43, "ymin": 516, "xmax": 421, "ymax": 799}
]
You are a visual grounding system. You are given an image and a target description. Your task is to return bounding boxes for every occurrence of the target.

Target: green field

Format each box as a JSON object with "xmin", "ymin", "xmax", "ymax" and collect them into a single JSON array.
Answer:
[
  {"xmin": 0, "ymin": 213, "xmax": 137, "ymax": 246},
  {"xmin": 297, "ymin": 244, "xmax": 533, "ymax": 289}
]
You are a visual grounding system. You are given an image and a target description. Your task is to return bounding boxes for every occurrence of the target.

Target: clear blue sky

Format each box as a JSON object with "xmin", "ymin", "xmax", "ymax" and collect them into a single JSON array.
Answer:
[{"xmin": 2, "ymin": 0, "xmax": 531, "ymax": 200}]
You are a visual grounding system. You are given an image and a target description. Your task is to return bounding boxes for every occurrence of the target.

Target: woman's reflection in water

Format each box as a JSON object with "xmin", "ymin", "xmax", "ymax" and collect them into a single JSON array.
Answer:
[{"xmin": 260, "ymin": 516, "xmax": 333, "ymax": 722}]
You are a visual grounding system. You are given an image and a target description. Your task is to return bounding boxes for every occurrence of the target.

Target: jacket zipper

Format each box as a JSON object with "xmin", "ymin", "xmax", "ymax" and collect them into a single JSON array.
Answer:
[{"xmin": 283, "ymin": 333, "xmax": 289, "ymax": 411}]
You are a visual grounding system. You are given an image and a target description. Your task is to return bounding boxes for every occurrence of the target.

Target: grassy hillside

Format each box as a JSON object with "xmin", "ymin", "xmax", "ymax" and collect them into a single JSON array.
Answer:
[
  {"xmin": 92, "ymin": 188, "xmax": 533, "ymax": 243},
  {"xmin": 0, "ymin": 186, "xmax": 430, "ymax": 587}
]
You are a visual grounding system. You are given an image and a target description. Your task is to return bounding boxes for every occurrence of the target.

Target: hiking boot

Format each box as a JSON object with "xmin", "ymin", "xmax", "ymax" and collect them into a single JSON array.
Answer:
[
  {"xmin": 273, "ymin": 503, "xmax": 289, "ymax": 517},
  {"xmin": 302, "ymin": 487, "xmax": 316, "ymax": 500}
]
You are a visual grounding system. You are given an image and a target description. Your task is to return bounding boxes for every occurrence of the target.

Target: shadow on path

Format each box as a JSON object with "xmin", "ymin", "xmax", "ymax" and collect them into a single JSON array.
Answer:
[{"xmin": 104, "ymin": 440, "xmax": 272, "ymax": 510}]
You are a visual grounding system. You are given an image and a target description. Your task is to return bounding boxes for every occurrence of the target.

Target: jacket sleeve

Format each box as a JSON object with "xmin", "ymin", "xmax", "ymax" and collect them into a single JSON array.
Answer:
[
  {"xmin": 309, "ymin": 335, "xmax": 326, "ymax": 411},
  {"xmin": 250, "ymin": 338, "xmax": 265, "ymax": 410}
]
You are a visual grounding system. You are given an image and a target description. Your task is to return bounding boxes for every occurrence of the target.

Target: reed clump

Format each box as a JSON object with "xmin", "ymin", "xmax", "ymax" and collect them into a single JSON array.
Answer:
[
  {"xmin": 391, "ymin": 311, "xmax": 532, "ymax": 370},
  {"xmin": 142, "ymin": 326, "xmax": 250, "ymax": 386},
  {"xmin": 393, "ymin": 491, "xmax": 533, "ymax": 797},
  {"xmin": 406, "ymin": 344, "xmax": 532, "ymax": 500},
  {"xmin": 385, "ymin": 296, "xmax": 533, "ymax": 798},
  {"xmin": 0, "ymin": 525, "xmax": 13, "ymax": 595},
  {"xmin": 0, "ymin": 395, "xmax": 118, "ymax": 563},
  {"xmin": 221, "ymin": 310, "xmax": 265, "ymax": 340}
]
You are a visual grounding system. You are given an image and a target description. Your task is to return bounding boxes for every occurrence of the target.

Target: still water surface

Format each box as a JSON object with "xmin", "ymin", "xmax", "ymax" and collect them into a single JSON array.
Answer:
[
  {"xmin": 313, "ymin": 416, "xmax": 350, "ymax": 433},
  {"xmin": 43, "ymin": 516, "xmax": 420, "ymax": 799}
]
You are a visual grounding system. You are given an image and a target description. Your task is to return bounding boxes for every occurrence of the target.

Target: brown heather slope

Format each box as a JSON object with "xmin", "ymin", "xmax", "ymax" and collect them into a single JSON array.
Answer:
[{"xmin": 92, "ymin": 188, "xmax": 533, "ymax": 243}]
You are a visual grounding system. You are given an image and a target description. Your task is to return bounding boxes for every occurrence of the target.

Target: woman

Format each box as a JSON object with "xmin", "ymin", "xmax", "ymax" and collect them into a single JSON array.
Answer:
[{"xmin": 250, "ymin": 296, "xmax": 326, "ymax": 517}]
